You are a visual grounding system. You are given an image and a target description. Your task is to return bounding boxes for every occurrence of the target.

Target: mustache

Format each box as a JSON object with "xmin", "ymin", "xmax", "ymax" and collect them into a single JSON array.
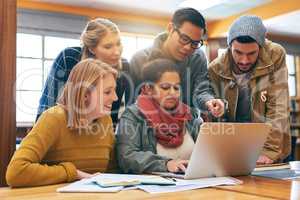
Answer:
[{"xmin": 237, "ymin": 63, "xmax": 252, "ymax": 66}]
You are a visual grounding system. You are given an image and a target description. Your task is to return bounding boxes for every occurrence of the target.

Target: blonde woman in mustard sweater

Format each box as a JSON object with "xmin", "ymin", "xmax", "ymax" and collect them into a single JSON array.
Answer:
[{"xmin": 6, "ymin": 59, "xmax": 118, "ymax": 187}]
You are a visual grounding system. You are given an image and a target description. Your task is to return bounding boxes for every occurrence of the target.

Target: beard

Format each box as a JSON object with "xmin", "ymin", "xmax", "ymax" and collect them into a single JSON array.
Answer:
[{"xmin": 231, "ymin": 59, "xmax": 257, "ymax": 75}]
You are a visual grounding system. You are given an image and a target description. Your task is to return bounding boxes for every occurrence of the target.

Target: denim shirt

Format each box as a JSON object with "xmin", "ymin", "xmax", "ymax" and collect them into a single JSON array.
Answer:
[{"xmin": 36, "ymin": 47, "xmax": 133, "ymax": 125}]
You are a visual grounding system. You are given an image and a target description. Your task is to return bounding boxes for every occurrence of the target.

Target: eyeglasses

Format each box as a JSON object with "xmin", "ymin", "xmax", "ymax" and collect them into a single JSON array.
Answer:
[{"xmin": 174, "ymin": 27, "xmax": 204, "ymax": 49}]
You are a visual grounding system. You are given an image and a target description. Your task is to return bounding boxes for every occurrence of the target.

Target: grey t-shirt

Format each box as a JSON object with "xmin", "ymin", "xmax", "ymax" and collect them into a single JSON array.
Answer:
[{"xmin": 232, "ymin": 71, "xmax": 252, "ymax": 122}]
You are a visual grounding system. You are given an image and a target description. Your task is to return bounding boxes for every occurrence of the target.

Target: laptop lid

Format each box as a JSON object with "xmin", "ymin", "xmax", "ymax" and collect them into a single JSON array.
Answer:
[{"xmin": 184, "ymin": 122, "xmax": 270, "ymax": 179}]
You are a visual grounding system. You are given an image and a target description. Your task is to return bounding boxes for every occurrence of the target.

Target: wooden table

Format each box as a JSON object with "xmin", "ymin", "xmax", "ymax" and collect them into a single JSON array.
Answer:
[
  {"xmin": 217, "ymin": 176, "xmax": 298, "ymax": 200},
  {"xmin": 0, "ymin": 176, "xmax": 299, "ymax": 200}
]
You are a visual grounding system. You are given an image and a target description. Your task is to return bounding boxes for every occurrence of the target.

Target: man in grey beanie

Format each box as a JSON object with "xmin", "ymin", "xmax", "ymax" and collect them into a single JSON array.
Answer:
[{"xmin": 208, "ymin": 15, "xmax": 291, "ymax": 164}]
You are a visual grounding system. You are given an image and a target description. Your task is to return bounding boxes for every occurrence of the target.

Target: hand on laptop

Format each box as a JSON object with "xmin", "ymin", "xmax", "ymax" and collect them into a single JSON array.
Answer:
[
  {"xmin": 256, "ymin": 155, "xmax": 274, "ymax": 165},
  {"xmin": 167, "ymin": 159, "xmax": 188, "ymax": 173},
  {"xmin": 205, "ymin": 99, "xmax": 224, "ymax": 117}
]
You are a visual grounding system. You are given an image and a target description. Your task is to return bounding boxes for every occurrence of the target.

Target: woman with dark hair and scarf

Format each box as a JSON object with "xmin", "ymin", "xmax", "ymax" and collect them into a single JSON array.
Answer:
[{"xmin": 116, "ymin": 58, "xmax": 202, "ymax": 174}]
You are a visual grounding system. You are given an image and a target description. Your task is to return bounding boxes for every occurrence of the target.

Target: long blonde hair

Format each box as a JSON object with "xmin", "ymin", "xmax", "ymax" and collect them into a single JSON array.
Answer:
[
  {"xmin": 80, "ymin": 18, "xmax": 122, "ymax": 69},
  {"xmin": 57, "ymin": 58, "xmax": 117, "ymax": 129}
]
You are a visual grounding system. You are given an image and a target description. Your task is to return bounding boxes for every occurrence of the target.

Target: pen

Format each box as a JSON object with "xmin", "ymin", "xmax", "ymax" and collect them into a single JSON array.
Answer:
[{"xmin": 166, "ymin": 177, "xmax": 177, "ymax": 182}]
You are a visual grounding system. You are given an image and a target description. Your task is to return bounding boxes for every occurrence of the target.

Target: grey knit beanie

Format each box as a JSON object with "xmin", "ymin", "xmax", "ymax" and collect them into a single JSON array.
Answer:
[{"xmin": 227, "ymin": 15, "xmax": 266, "ymax": 46}]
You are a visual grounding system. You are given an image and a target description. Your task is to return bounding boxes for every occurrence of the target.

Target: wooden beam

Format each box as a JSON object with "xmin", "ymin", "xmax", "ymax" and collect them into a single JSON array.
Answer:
[
  {"xmin": 17, "ymin": 0, "xmax": 169, "ymax": 28},
  {"xmin": 207, "ymin": 0, "xmax": 300, "ymax": 38},
  {"xmin": 0, "ymin": 0, "xmax": 16, "ymax": 186},
  {"xmin": 267, "ymin": 32, "xmax": 300, "ymax": 44}
]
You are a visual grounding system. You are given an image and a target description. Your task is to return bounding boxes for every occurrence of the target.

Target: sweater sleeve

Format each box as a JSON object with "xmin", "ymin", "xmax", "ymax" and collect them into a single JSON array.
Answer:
[
  {"xmin": 192, "ymin": 50, "xmax": 215, "ymax": 111},
  {"xmin": 262, "ymin": 46, "xmax": 291, "ymax": 161},
  {"xmin": 6, "ymin": 111, "xmax": 77, "ymax": 187}
]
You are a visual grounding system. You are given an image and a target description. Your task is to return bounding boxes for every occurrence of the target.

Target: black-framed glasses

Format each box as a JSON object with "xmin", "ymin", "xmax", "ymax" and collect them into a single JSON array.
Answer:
[{"xmin": 174, "ymin": 27, "xmax": 204, "ymax": 49}]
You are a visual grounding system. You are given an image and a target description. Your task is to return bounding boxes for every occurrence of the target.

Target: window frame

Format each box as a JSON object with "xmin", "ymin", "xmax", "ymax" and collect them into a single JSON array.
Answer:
[
  {"xmin": 16, "ymin": 32, "xmax": 81, "ymax": 125},
  {"xmin": 286, "ymin": 54, "xmax": 297, "ymax": 97}
]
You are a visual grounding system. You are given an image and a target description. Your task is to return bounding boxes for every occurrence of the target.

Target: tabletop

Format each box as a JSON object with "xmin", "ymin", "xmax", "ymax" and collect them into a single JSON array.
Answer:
[{"xmin": 1, "ymin": 176, "xmax": 299, "ymax": 200}]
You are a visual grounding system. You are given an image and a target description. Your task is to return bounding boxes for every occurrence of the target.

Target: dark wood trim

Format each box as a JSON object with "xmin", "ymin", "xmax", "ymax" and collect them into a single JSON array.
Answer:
[
  {"xmin": 207, "ymin": 38, "xmax": 227, "ymax": 62},
  {"xmin": 0, "ymin": 0, "xmax": 17, "ymax": 186},
  {"xmin": 296, "ymin": 56, "xmax": 300, "ymax": 97},
  {"xmin": 267, "ymin": 33, "xmax": 300, "ymax": 45}
]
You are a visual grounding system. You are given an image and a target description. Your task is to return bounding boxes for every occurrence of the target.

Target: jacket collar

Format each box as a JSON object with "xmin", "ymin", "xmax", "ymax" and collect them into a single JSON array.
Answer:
[
  {"xmin": 151, "ymin": 32, "xmax": 196, "ymax": 66},
  {"xmin": 212, "ymin": 40, "xmax": 274, "ymax": 80},
  {"xmin": 153, "ymin": 32, "xmax": 168, "ymax": 49}
]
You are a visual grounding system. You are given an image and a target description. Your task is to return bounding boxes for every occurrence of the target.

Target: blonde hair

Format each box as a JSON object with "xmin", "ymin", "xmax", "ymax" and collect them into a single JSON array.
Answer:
[
  {"xmin": 80, "ymin": 18, "xmax": 122, "ymax": 69},
  {"xmin": 57, "ymin": 58, "xmax": 117, "ymax": 129}
]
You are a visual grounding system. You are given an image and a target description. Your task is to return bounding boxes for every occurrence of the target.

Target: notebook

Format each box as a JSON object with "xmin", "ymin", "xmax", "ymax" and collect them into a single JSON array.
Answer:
[
  {"xmin": 252, "ymin": 169, "xmax": 300, "ymax": 180},
  {"xmin": 93, "ymin": 174, "xmax": 176, "ymax": 187}
]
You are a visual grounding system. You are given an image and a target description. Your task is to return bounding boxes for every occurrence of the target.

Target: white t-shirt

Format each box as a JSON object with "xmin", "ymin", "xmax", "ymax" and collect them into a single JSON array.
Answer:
[{"xmin": 156, "ymin": 132, "xmax": 194, "ymax": 160}]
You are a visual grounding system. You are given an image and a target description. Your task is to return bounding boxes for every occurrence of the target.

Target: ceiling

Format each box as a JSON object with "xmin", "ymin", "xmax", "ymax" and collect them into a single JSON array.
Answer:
[
  {"xmin": 32, "ymin": 0, "xmax": 300, "ymax": 38},
  {"xmin": 33, "ymin": 0, "xmax": 272, "ymax": 20},
  {"xmin": 264, "ymin": 10, "xmax": 300, "ymax": 37}
]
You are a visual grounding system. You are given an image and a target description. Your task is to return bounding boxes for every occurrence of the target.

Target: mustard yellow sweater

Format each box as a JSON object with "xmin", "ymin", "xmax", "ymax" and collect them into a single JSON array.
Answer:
[{"xmin": 6, "ymin": 105, "xmax": 115, "ymax": 187}]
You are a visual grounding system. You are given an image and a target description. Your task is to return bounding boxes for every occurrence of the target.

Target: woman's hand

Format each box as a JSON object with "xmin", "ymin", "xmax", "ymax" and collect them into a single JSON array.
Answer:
[
  {"xmin": 76, "ymin": 170, "xmax": 101, "ymax": 180},
  {"xmin": 166, "ymin": 159, "xmax": 189, "ymax": 173}
]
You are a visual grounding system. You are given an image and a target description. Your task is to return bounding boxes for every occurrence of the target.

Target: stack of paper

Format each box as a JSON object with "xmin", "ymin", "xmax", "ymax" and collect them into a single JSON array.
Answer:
[
  {"xmin": 57, "ymin": 173, "xmax": 241, "ymax": 194},
  {"xmin": 252, "ymin": 164, "xmax": 300, "ymax": 180},
  {"xmin": 254, "ymin": 163, "xmax": 290, "ymax": 171}
]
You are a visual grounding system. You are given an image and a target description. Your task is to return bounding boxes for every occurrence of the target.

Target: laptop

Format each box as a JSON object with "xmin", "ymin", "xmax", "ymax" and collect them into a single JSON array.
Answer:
[{"xmin": 153, "ymin": 122, "xmax": 271, "ymax": 179}]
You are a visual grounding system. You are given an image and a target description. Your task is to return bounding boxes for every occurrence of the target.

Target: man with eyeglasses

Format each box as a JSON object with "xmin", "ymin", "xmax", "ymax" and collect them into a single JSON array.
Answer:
[
  {"xmin": 130, "ymin": 7, "xmax": 224, "ymax": 118},
  {"xmin": 208, "ymin": 15, "xmax": 291, "ymax": 164}
]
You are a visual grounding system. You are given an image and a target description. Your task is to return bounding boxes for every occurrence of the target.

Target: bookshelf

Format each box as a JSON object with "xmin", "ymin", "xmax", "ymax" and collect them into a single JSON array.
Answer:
[{"xmin": 290, "ymin": 97, "xmax": 300, "ymax": 160}]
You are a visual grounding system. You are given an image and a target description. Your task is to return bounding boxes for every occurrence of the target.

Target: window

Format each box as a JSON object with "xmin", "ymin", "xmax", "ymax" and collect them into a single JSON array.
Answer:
[
  {"xmin": 121, "ymin": 33, "xmax": 154, "ymax": 61},
  {"xmin": 16, "ymin": 32, "xmax": 155, "ymax": 125},
  {"xmin": 217, "ymin": 48, "xmax": 227, "ymax": 57},
  {"xmin": 286, "ymin": 54, "xmax": 296, "ymax": 97},
  {"xmin": 16, "ymin": 33, "xmax": 80, "ymax": 124}
]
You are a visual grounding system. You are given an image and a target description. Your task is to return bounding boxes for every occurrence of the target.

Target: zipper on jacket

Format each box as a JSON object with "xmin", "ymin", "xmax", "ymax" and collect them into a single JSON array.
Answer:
[{"xmin": 233, "ymin": 84, "xmax": 238, "ymax": 121}]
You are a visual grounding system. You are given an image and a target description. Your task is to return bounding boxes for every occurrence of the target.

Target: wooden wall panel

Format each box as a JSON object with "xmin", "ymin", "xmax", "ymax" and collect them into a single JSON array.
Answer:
[
  {"xmin": 0, "ymin": 0, "xmax": 17, "ymax": 186},
  {"xmin": 207, "ymin": 38, "xmax": 227, "ymax": 62},
  {"xmin": 296, "ymin": 56, "xmax": 300, "ymax": 97}
]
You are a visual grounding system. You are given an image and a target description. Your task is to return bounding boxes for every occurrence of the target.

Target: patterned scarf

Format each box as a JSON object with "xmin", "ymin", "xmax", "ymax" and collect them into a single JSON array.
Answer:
[{"xmin": 137, "ymin": 94, "xmax": 192, "ymax": 148}]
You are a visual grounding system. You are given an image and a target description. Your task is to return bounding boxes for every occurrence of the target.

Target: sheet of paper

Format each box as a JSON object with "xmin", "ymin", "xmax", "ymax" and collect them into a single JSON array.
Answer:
[
  {"xmin": 56, "ymin": 178, "xmax": 123, "ymax": 193},
  {"xmin": 137, "ymin": 177, "xmax": 241, "ymax": 194}
]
